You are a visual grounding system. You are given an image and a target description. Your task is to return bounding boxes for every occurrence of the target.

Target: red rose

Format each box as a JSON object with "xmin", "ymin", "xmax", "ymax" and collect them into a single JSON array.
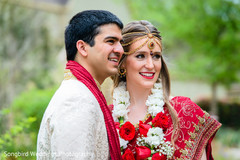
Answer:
[
  {"xmin": 115, "ymin": 122, "xmax": 120, "ymax": 130},
  {"xmin": 152, "ymin": 112, "xmax": 168, "ymax": 131},
  {"xmin": 136, "ymin": 146, "xmax": 151, "ymax": 160},
  {"xmin": 119, "ymin": 121, "xmax": 135, "ymax": 141},
  {"xmin": 152, "ymin": 153, "xmax": 167, "ymax": 160},
  {"xmin": 139, "ymin": 121, "xmax": 152, "ymax": 137},
  {"xmin": 122, "ymin": 149, "xmax": 135, "ymax": 160}
]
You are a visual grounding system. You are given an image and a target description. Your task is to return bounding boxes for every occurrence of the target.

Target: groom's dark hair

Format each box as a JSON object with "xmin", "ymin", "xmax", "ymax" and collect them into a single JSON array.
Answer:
[{"xmin": 65, "ymin": 10, "xmax": 123, "ymax": 61}]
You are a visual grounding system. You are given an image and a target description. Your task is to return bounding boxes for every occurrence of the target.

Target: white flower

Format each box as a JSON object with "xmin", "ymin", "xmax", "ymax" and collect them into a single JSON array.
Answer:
[
  {"xmin": 145, "ymin": 82, "xmax": 165, "ymax": 117},
  {"xmin": 146, "ymin": 96, "xmax": 164, "ymax": 107},
  {"xmin": 113, "ymin": 96, "xmax": 130, "ymax": 107},
  {"xmin": 112, "ymin": 103, "xmax": 129, "ymax": 121},
  {"xmin": 113, "ymin": 91, "xmax": 130, "ymax": 107},
  {"xmin": 147, "ymin": 127, "xmax": 164, "ymax": 137},
  {"xmin": 163, "ymin": 142, "xmax": 174, "ymax": 158},
  {"xmin": 144, "ymin": 136, "xmax": 162, "ymax": 147},
  {"xmin": 119, "ymin": 137, "xmax": 129, "ymax": 149},
  {"xmin": 151, "ymin": 90, "xmax": 163, "ymax": 98},
  {"xmin": 143, "ymin": 128, "xmax": 165, "ymax": 147},
  {"xmin": 154, "ymin": 82, "xmax": 162, "ymax": 89},
  {"xmin": 112, "ymin": 82, "xmax": 130, "ymax": 121},
  {"xmin": 148, "ymin": 105, "xmax": 164, "ymax": 117},
  {"xmin": 113, "ymin": 82, "xmax": 129, "ymax": 100},
  {"xmin": 136, "ymin": 137, "xmax": 144, "ymax": 146}
]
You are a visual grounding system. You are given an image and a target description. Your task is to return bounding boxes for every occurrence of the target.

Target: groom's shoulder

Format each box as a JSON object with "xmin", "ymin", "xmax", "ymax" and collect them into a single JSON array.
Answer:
[
  {"xmin": 56, "ymin": 80, "xmax": 94, "ymax": 99},
  {"xmin": 46, "ymin": 80, "xmax": 98, "ymax": 111}
]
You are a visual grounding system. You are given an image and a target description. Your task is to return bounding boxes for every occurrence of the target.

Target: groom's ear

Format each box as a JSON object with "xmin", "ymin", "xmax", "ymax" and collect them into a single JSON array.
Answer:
[{"xmin": 76, "ymin": 40, "xmax": 88, "ymax": 57}]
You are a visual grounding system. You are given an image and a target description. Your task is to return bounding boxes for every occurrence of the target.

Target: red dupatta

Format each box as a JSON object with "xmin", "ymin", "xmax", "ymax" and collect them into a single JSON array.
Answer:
[{"xmin": 66, "ymin": 60, "xmax": 121, "ymax": 160}]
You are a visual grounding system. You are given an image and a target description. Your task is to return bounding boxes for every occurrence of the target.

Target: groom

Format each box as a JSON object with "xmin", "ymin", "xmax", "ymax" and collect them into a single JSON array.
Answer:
[{"xmin": 37, "ymin": 10, "xmax": 123, "ymax": 159}]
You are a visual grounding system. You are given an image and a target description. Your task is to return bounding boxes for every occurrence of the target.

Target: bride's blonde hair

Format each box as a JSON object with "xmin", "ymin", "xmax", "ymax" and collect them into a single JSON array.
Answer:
[{"xmin": 111, "ymin": 20, "xmax": 179, "ymax": 146}]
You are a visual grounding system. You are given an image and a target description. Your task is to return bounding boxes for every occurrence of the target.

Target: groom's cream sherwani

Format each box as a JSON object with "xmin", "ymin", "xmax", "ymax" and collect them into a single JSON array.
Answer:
[{"xmin": 37, "ymin": 73, "xmax": 109, "ymax": 160}]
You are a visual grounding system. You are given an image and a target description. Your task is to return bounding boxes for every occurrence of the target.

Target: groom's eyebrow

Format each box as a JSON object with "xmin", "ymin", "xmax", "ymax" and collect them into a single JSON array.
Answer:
[{"xmin": 105, "ymin": 36, "xmax": 123, "ymax": 43}]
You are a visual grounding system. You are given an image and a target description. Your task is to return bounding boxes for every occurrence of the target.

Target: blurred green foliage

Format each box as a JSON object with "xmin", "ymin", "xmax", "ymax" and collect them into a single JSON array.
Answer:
[
  {"xmin": 0, "ymin": 1, "xmax": 62, "ymax": 159},
  {"xmin": 0, "ymin": 87, "xmax": 57, "ymax": 160},
  {"xmin": 212, "ymin": 127, "xmax": 240, "ymax": 160},
  {"xmin": 0, "ymin": 1, "xmax": 61, "ymax": 110},
  {"xmin": 11, "ymin": 87, "xmax": 57, "ymax": 132},
  {"xmin": 127, "ymin": 0, "xmax": 240, "ymax": 86},
  {"xmin": 0, "ymin": 116, "xmax": 36, "ymax": 150},
  {"xmin": 216, "ymin": 127, "xmax": 240, "ymax": 148},
  {"xmin": 126, "ymin": 0, "xmax": 240, "ymax": 116}
]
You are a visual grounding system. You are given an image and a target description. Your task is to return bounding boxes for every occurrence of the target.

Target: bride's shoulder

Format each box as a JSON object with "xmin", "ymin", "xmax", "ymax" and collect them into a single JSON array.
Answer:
[
  {"xmin": 170, "ymin": 96, "xmax": 192, "ymax": 102},
  {"xmin": 169, "ymin": 96, "xmax": 203, "ymax": 113}
]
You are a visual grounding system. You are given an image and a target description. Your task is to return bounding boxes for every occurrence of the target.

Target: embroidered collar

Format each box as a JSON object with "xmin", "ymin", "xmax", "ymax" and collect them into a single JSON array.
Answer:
[{"xmin": 64, "ymin": 69, "xmax": 101, "ymax": 91}]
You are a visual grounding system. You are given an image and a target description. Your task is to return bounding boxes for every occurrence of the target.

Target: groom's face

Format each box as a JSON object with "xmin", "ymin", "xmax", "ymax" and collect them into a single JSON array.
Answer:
[{"xmin": 86, "ymin": 23, "xmax": 124, "ymax": 80}]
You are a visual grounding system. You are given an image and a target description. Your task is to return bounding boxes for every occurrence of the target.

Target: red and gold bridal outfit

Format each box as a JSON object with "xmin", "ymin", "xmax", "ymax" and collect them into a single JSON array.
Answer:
[{"xmin": 111, "ymin": 96, "xmax": 221, "ymax": 160}]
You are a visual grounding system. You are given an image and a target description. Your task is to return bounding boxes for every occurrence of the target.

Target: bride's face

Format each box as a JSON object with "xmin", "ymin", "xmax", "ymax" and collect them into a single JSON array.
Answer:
[{"xmin": 124, "ymin": 37, "xmax": 162, "ymax": 89}]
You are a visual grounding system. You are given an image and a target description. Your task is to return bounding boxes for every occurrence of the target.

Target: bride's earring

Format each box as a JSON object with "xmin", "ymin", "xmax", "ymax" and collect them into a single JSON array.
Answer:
[{"xmin": 118, "ymin": 68, "xmax": 126, "ymax": 78}]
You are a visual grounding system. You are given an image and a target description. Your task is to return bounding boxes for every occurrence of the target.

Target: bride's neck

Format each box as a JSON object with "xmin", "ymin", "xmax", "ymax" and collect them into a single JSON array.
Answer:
[
  {"xmin": 126, "ymin": 83, "xmax": 151, "ymax": 124},
  {"xmin": 126, "ymin": 83, "xmax": 151, "ymax": 109}
]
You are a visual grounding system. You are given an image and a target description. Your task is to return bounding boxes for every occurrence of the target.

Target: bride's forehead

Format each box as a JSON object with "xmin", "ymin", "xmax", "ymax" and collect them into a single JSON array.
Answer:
[{"xmin": 130, "ymin": 43, "xmax": 162, "ymax": 53}]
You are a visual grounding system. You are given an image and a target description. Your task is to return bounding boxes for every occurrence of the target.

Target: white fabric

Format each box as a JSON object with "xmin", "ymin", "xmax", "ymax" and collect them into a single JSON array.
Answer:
[{"xmin": 37, "ymin": 79, "xmax": 109, "ymax": 160}]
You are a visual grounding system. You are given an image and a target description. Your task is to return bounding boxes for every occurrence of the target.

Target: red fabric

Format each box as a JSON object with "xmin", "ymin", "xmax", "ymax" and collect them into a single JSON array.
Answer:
[
  {"xmin": 66, "ymin": 60, "xmax": 121, "ymax": 160},
  {"xmin": 206, "ymin": 132, "xmax": 216, "ymax": 160},
  {"xmin": 165, "ymin": 96, "xmax": 221, "ymax": 159},
  {"xmin": 152, "ymin": 153, "xmax": 167, "ymax": 160}
]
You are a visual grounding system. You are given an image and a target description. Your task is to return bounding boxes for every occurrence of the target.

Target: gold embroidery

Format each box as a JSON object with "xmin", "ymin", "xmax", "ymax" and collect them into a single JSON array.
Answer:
[
  {"xmin": 185, "ymin": 140, "xmax": 193, "ymax": 148},
  {"xmin": 189, "ymin": 132, "xmax": 196, "ymax": 139},
  {"xmin": 193, "ymin": 124, "xmax": 200, "ymax": 132},
  {"xmin": 64, "ymin": 70, "xmax": 102, "ymax": 91},
  {"xmin": 180, "ymin": 148, "xmax": 188, "ymax": 156},
  {"xmin": 203, "ymin": 111, "xmax": 210, "ymax": 117},
  {"xmin": 64, "ymin": 69, "xmax": 76, "ymax": 80},
  {"xmin": 177, "ymin": 108, "xmax": 220, "ymax": 159},
  {"xmin": 197, "ymin": 116, "xmax": 205, "ymax": 124}
]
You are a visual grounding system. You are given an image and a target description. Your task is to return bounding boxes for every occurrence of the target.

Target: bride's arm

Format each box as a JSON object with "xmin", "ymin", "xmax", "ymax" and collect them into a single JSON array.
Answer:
[{"xmin": 201, "ymin": 148, "xmax": 207, "ymax": 160}]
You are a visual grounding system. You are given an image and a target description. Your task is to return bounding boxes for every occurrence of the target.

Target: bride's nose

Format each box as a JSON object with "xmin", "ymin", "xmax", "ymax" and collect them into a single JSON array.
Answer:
[{"xmin": 145, "ymin": 56, "xmax": 154, "ymax": 69}]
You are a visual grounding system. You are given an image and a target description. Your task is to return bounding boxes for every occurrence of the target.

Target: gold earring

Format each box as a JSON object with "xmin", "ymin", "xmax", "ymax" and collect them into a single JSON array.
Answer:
[{"xmin": 118, "ymin": 68, "xmax": 126, "ymax": 78}]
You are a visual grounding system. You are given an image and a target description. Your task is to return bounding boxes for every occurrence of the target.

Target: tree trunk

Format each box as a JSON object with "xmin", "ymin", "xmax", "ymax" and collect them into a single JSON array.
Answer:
[{"xmin": 210, "ymin": 82, "xmax": 218, "ymax": 120}]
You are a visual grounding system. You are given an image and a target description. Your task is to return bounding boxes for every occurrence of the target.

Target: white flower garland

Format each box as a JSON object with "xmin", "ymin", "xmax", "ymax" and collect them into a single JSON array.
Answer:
[
  {"xmin": 112, "ymin": 80, "xmax": 174, "ymax": 159},
  {"xmin": 112, "ymin": 80, "xmax": 165, "ymax": 122}
]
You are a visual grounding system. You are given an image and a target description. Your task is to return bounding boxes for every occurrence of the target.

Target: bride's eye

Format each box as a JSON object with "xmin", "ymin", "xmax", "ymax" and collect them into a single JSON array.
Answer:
[
  {"xmin": 152, "ymin": 54, "xmax": 161, "ymax": 60},
  {"xmin": 136, "ymin": 54, "xmax": 145, "ymax": 59}
]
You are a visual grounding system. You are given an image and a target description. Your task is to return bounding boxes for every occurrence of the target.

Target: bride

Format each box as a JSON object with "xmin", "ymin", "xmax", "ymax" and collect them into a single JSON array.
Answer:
[{"xmin": 110, "ymin": 20, "xmax": 221, "ymax": 160}]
